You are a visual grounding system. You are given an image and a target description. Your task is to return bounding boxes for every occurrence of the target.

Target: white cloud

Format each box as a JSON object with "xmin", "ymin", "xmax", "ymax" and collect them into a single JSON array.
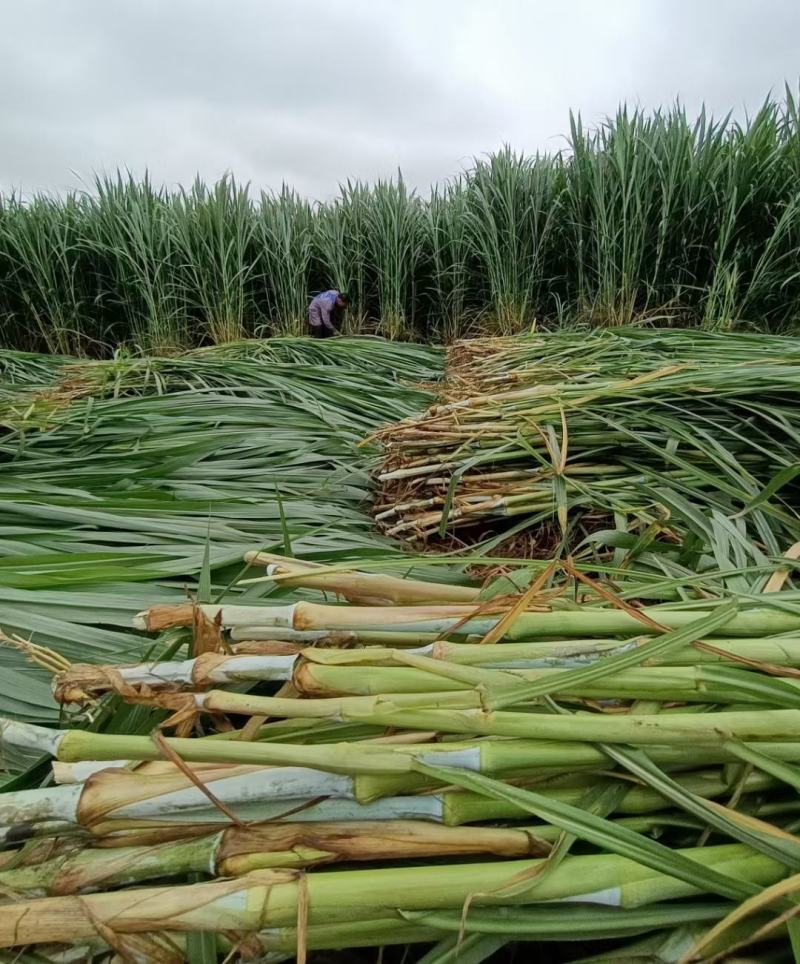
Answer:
[{"xmin": 1, "ymin": 0, "xmax": 798, "ymax": 198}]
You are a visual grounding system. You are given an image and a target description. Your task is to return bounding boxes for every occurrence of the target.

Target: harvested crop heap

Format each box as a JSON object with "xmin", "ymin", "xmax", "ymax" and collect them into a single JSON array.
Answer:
[
  {"xmin": 0, "ymin": 337, "xmax": 441, "ymax": 722},
  {"xmin": 3, "ymin": 553, "xmax": 800, "ymax": 960},
  {"xmin": 374, "ymin": 328, "xmax": 800, "ymax": 553},
  {"xmin": 3, "ymin": 329, "xmax": 800, "ymax": 962}
]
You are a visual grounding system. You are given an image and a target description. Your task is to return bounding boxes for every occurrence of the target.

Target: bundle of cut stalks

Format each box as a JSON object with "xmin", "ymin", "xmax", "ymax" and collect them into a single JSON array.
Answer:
[
  {"xmin": 373, "ymin": 328, "xmax": 800, "ymax": 553},
  {"xmin": 445, "ymin": 327, "xmax": 800, "ymax": 395},
  {"xmin": 3, "ymin": 552, "xmax": 800, "ymax": 961}
]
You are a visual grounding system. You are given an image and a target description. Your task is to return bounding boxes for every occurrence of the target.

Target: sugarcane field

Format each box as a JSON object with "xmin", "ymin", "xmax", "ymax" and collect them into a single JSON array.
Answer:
[{"xmin": 4, "ymin": 6, "xmax": 800, "ymax": 961}]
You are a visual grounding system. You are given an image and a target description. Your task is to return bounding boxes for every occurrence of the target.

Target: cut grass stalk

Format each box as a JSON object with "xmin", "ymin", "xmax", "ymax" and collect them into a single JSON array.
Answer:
[
  {"xmin": 292, "ymin": 661, "xmax": 800, "ymax": 705},
  {"xmin": 10, "ymin": 717, "xmax": 800, "ymax": 773},
  {"xmin": 0, "ymin": 819, "xmax": 554, "ymax": 896},
  {"xmin": 241, "ymin": 551, "xmax": 479, "ymax": 604},
  {"xmin": 4, "ymin": 747, "xmax": 777, "ymax": 834},
  {"xmin": 133, "ymin": 599, "xmax": 800, "ymax": 637},
  {"xmin": 0, "ymin": 844, "xmax": 786, "ymax": 948},
  {"xmin": 58, "ymin": 632, "xmax": 800, "ymax": 703}
]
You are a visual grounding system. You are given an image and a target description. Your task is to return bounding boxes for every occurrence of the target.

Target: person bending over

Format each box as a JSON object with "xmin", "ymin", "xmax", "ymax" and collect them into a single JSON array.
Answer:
[{"xmin": 308, "ymin": 289, "xmax": 349, "ymax": 338}]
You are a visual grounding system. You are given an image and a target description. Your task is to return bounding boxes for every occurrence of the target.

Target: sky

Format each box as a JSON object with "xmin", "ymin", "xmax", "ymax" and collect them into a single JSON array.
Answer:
[{"xmin": 1, "ymin": 0, "xmax": 798, "ymax": 200}]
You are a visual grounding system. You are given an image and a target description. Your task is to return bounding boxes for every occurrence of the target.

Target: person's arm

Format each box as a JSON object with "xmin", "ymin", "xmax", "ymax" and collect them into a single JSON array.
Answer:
[{"xmin": 319, "ymin": 298, "xmax": 338, "ymax": 332}]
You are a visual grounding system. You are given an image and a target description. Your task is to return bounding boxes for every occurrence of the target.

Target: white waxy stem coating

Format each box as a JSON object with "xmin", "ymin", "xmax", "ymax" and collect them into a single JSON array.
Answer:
[
  {"xmin": 0, "ymin": 719, "xmax": 66, "ymax": 756},
  {"xmin": 114, "ymin": 655, "xmax": 296, "ymax": 687},
  {"xmin": 117, "ymin": 660, "xmax": 199, "ymax": 686},
  {"xmin": 112, "ymin": 794, "xmax": 447, "ymax": 825},
  {"xmin": 51, "ymin": 760, "xmax": 130, "ymax": 784},
  {"xmin": 110, "ymin": 767, "xmax": 357, "ymax": 819},
  {"xmin": 553, "ymin": 887, "xmax": 623, "ymax": 906},
  {"xmin": 115, "ymin": 647, "xmax": 442, "ymax": 687},
  {"xmin": 262, "ymin": 600, "xmax": 294, "ymax": 626},
  {"xmin": 133, "ymin": 603, "xmax": 297, "ymax": 631},
  {"xmin": 2, "ymin": 762, "xmax": 450, "ymax": 828},
  {"xmin": 207, "ymin": 655, "xmax": 295, "ymax": 683},
  {"xmin": 417, "ymin": 747, "xmax": 482, "ymax": 770},
  {"xmin": 0, "ymin": 783, "xmax": 82, "ymax": 828}
]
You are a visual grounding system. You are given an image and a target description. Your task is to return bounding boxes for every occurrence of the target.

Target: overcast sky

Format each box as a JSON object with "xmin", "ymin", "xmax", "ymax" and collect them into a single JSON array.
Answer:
[{"xmin": 2, "ymin": 0, "xmax": 798, "ymax": 199}]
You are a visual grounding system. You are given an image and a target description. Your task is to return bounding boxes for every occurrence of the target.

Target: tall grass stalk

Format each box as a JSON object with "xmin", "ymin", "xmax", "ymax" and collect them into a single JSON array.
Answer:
[{"xmin": 3, "ymin": 89, "xmax": 800, "ymax": 351}]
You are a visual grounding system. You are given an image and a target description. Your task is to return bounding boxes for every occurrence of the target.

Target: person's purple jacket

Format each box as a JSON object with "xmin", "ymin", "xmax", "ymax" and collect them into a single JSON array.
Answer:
[{"xmin": 308, "ymin": 290, "xmax": 340, "ymax": 331}]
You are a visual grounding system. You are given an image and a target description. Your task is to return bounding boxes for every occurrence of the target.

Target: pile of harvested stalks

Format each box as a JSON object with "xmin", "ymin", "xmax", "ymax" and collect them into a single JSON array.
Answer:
[
  {"xmin": 2, "ymin": 553, "xmax": 800, "ymax": 961},
  {"xmin": 373, "ymin": 328, "xmax": 800, "ymax": 552}
]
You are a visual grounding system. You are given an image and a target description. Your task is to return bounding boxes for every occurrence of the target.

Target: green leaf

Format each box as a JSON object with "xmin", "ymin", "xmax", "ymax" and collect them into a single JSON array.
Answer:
[
  {"xmin": 402, "ymin": 902, "xmax": 733, "ymax": 940},
  {"xmin": 414, "ymin": 933, "xmax": 507, "ymax": 964},
  {"xmin": 725, "ymin": 740, "xmax": 800, "ymax": 792},
  {"xmin": 274, "ymin": 483, "xmax": 293, "ymax": 557},
  {"xmin": 197, "ymin": 526, "xmax": 212, "ymax": 604},
  {"xmin": 415, "ymin": 763, "xmax": 758, "ymax": 903},
  {"xmin": 734, "ymin": 462, "xmax": 800, "ymax": 518},
  {"xmin": 185, "ymin": 933, "xmax": 216, "ymax": 962}
]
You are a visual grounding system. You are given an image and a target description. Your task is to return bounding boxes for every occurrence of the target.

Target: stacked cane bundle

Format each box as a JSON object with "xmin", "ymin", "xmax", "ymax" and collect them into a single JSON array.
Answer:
[
  {"xmin": 2, "ymin": 554, "xmax": 800, "ymax": 960},
  {"xmin": 374, "ymin": 328, "xmax": 800, "ymax": 553}
]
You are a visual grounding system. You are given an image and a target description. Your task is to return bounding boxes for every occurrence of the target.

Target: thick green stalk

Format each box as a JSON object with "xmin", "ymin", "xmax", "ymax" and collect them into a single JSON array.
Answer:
[
  {"xmin": 8, "ymin": 718, "xmax": 800, "ymax": 773},
  {"xmin": 144, "ymin": 600, "xmax": 800, "ymax": 638},
  {"xmin": 432, "ymin": 637, "xmax": 800, "ymax": 668},
  {"xmin": 191, "ymin": 691, "xmax": 800, "ymax": 745},
  {"xmin": 0, "ymin": 757, "xmax": 774, "ymax": 836},
  {"xmin": 438, "ymin": 769, "xmax": 777, "ymax": 825},
  {"xmin": 294, "ymin": 662, "xmax": 800, "ymax": 705},
  {"xmin": 0, "ymin": 844, "xmax": 785, "ymax": 947}
]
